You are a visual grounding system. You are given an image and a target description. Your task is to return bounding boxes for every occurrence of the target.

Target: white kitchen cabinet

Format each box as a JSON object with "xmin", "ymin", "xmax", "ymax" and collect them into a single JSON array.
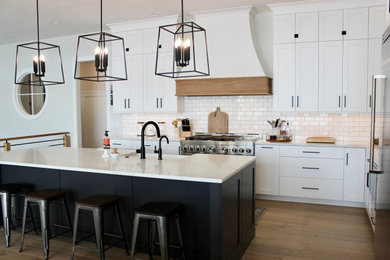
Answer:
[
  {"xmin": 274, "ymin": 13, "xmax": 318, "ymax": 44},
  {"xmin": 274, "ymin": 44, "xmax": 296, "ymax": 111},
  {"xmin": 319, "ymin": 10, "xmax": 343, "ymax": 41},
  {"xmin": 342, "ymin": 39, "xmax": 368, "ymax": 112},
  {"xmin": 295, "ymin": 42, "xmax": 318, "ymax": 111},
  {"xmin": 344, "ymin": 148, "xmax": 366, "ymax": 202},
  {"xmin": 165, "ymin": 141, "xmax": 180, "ymax": 155},
  {"xmin": 343, "ymin": 8, "xmax": 369, "ymax": 40},
  {"xmin": 319, "ymin": 41, "xmax": 343, "ymax": 112},
  {"xmin": 295, "ymin": 12, "xmax": 318, "ymax": 43},
  {"xmin": 255, "ymin": 145, "xmax": 280, "ymax": 196},
  {"xmin": 143, "ymin": 28, "xmax": 158, "ymax": 54},
  {"xmin": 112, "ymin": 55, "xmax": 144, "ymax": 113},
  {"xmin": 113, "ymin": 30, "xmax": 143, "ymax": 56},
  {"xmin": 369, "ymin": 6, "xmax": 386, "ymax": 39},
  {"xmin": 368, "ymin": 38, "xmax": 382, "ymax": 111},
  {"xmin": 273, "ymin": 14, "xmax": 296, "ymax": 44}
]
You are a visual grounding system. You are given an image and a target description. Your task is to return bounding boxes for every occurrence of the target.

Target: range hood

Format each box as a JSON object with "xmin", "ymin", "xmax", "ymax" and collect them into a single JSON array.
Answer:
[{"xmin": 176, "ymin": 6, "xmax": 272, "ymax": 96}]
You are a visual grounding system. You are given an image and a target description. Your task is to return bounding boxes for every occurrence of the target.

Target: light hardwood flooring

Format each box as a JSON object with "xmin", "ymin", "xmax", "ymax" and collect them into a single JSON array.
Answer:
[{"xmin": 0, "ymin": 199, "xmax": 374, "ymax": 260}]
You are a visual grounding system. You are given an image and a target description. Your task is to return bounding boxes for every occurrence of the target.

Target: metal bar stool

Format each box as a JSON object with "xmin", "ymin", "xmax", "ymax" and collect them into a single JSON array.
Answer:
[
  {"xmin": 71, "ymin": 195, "xmax": 129, "ymax": 260},
  {"xmin": 0, "ymin": 183, "xmax": 36, "ymax": 247},
  {"xmin": 19, "ymin": 189, "xmax": 73, "ymax": 260},
  {"xmin": 130, "ymin": 201, "xmax": 185, "ymax": 260}
]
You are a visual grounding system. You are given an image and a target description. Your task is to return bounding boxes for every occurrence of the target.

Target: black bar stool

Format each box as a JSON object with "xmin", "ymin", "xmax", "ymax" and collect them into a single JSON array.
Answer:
[
  {"xmin": 0, "ymin": 183, "xmax": 36, "ymax": 247},
  {"xmin": 19, "ymin": 189, "xmax": 72, "ymax": 260},
  {"xmin": 130, "ymin": 201, "xmax": 185, "ymax": 260},
  {"xmin": 71, "ymin": 195, "xmax": 129, "ymax": 260}
]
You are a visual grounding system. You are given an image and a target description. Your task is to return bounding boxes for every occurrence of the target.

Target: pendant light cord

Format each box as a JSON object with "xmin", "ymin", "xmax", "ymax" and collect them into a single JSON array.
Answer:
[
  {"xmin": 181, "ymin": 0, "xmax": 184, "ymax": 24},
  {"xmin": 100, "ymin": 0, "xmax": 103, "ymax": 33},
  {"xmin": 36, "ymin": 0, "xmax": 40, "ymax": 43}
]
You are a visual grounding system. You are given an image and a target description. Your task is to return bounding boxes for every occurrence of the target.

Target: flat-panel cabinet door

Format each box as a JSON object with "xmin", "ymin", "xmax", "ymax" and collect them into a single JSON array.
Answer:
[
  {"xmin": 369, "ymin": 6, "xmax": 386, "ymax": 39},
  {"xmin": 295, "ymin": 12, "xmax": 318, "ymax": 43},
  {"xmin": 160, "ymin": 52, "xmax": 178, "ymax": 113},
  {"xmin": 296, "ymin": 42, "xmax": 318, "ymax": 111},
  {"xmin": 319, "ymin": 10, "xmax": 343, "ymax": 41},
  {"xmin": 343, "ymin": 8, "xmax": 369, "ymax": 40},
  {"xmin": 368, "ymin": 38, "xmax": 382, "ymax": 111},
  {"xmin": 112, "ymin": 56, "xmax": 130, "ymax": 113},
  {"xmin": 274, "ymin": 44, "xmax": 296, "ymax": 111},
  {"xmin": 274, "ymin": 14, "xmax": 296, "ymax": 44},
  {"xmin": 143, "ymin": 28, "xmax": 158, "ymax": 54},
  {"xmin": 255, "ymin": 145, "xmax": 280, "ymax": 196},
  {"xmin": 319, "ymin": 41, "xmax": 343, "ymax": 112},
  {"xmin": 344, "ymin": 148, "xmax": 365, "ymax": 202},
  {"xmin": 127, "ymin": 54, "xmax": 144, "ymax": 112},
  {"xmin": 127, "ymin": 31, "xmax": 143, "ymax": 55},
  {"xmin": 343, "ymin": 39, "xmax": 368, "ymax": 112},
  {"xmin": 143, "ymin": 53, "xmax": 163, "ymax": 113}
]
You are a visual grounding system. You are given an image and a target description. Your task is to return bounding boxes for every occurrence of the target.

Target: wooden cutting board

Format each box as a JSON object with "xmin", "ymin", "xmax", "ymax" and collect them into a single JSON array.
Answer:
[
  {"xmin": 208, "ymin": 107, "xmax": 228, "ymax": 133},
  {"xmin": 306, "ymin": 137, "xmax": 336, "ymax": 144}
]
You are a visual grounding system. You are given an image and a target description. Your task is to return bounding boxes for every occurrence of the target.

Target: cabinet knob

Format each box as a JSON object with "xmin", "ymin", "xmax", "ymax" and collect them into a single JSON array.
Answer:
[
  {"xmin": 342, "ymin": 31, "xmax": 347, "ymax": 36},
  {"xmin": 294, "ymin": 33, "xmax": 299, "ymax": 39},
  {"xmin": 126, "ymin": 48, "xmax": 130, "ymax": 52}
]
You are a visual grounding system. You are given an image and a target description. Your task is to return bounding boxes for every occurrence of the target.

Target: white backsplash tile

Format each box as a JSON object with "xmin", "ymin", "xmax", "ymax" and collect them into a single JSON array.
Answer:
[{"xmin": 110, "ymin": 96, "xmax": 371, "ymax": 144}]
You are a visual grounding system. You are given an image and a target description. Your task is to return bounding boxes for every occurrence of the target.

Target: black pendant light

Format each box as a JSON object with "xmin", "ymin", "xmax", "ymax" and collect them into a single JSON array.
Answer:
[
  {"xmin": 155, "ymin": 0, "xmax": 210, "ymax": 78},
  {"xmin": 74, "ymin": 0, "xmax": 127, "ymax": 82},
  {"xmin": 15, "ymin": 0, "xmax": 65, "ymax": 86}
]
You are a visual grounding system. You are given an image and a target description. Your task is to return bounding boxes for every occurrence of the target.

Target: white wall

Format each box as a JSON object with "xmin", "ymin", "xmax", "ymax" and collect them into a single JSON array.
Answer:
[{"xmin": 0, "ymin": 35, "xmax": 78, "ymax": 145}]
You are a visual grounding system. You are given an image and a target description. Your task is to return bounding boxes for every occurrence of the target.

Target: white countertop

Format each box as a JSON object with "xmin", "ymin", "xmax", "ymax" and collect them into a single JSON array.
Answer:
[
  {"xmin": 256, "ymin": 139, "xmax": 369, "ymax": 149},
  {"xmin": 111, "ymin": 135, "xmax": 183, "ymax": 142},
  {"xmin": 0, "ymin": 147, "xmax": 255, "ymax": 184}
]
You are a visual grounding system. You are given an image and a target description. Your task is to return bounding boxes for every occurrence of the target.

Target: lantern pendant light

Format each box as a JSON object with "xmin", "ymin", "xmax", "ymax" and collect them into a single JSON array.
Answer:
[
  {"xmin": 15, "ymin": 0, "xmax": 65, "ymax": 86},
  {"xmin": 74, "ymin": 0, "xmax": 127, "ymax": 82},
  {"xmin": 155, "ymin": 0, "xmax": 210, "ymax": 78}
]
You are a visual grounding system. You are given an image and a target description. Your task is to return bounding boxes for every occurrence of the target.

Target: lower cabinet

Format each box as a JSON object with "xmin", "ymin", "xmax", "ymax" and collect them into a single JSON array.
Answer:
[
  {"xmin": 255, "ymin": 145, "xmax": 280, "ymax": 195},
  {"xmin": 256, "ymin": 144, "xmax": 366, "ymax": 204}
]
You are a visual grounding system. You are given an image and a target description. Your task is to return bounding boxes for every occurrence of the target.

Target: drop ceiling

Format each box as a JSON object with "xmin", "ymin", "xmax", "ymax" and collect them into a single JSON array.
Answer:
[{"xmin": 0, "ymin": 0, "xmax": 301, "ymax": 45}]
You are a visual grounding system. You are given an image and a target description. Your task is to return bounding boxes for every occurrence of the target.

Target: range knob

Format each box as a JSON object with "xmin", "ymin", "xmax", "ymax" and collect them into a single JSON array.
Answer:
[
  {"xmin": 195, "ymin": 146, "xmax": 201, "ymax": 152},
  {"xmin": 232, "ymin": 147, "xmax": 238, "ymax": 153},
  {"xmin": 246, "ymin": 148, "xmax": 252, "ymax": 154},
  {"xmin": 239, "ymin": 148, "xmax": 245, "ymax": 154},
  {"xmin": 189, "ymin": 145, "xmax": 195, "ymax": 152},
  {"xmin": 181, "ymin": 145, "xmax": 189, "ymax": 152},
  {"xmin": 201, "ymin": 146, "xmax": 207, "ymax": 152},
  {"xmin": 222, "ymin": 147, "xmax": 229, "ymax": 154},
  {"xmin": 209, "ymin": 146, "xmax": 216, "ymax": 153}
]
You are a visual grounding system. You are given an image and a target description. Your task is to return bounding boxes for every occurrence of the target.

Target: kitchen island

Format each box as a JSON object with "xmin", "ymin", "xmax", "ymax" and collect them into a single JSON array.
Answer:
[{"xmin": 0, "ymin": 147, "xmax": 256, "ymax": 260}]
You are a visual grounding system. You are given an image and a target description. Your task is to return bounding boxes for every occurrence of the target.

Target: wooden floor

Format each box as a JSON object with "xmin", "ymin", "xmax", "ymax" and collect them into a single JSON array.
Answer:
[{"xmin": 0, "ymin": 199, "xmax": 374, "ymax": 260}]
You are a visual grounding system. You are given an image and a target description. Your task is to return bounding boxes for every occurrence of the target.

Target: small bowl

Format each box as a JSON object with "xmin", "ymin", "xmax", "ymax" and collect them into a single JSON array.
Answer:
[{"xmin": 110, "ymin": 153, "xmax": 120, "ymax": 159}]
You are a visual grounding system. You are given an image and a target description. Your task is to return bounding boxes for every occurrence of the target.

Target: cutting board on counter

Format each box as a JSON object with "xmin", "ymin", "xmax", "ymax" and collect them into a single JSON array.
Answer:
[
  {"xmin": 306, "ymin": 137, "xmax": 336, "ymax": 144},
  {"xmin": 208, "ymin": 107, "xmax": 228, "ymax": 133}
]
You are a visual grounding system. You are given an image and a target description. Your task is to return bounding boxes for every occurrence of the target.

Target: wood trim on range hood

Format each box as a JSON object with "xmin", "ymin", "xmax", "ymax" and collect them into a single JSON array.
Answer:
[{"xmin": 176, "ymin": 77, "xmax": 272, "ymax": 96}]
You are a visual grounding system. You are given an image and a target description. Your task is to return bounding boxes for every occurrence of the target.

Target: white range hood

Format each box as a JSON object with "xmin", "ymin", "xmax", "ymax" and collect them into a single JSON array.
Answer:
[{"xmin": 192, "ymin": 6, "xmax": 267, "ymax": 78}]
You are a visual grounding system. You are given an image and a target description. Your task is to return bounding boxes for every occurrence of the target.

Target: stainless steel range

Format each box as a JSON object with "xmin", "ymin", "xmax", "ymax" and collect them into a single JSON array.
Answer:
[{"xmin": 180, "ymin": 133, "xmax": 260, "ymax": 156}]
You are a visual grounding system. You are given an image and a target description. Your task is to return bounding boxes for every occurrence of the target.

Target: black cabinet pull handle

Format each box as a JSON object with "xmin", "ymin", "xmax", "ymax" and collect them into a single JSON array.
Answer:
[
  {"xmin": 302, "ymin": 167, "xmax": 320, "ymax": 170},
  {"xmin": 339, "ymin": 96, "xmax": 341, "ymax": 107},
  {"xmin": 346, "ymin": 153, "xmax": 349, "ymax": 166},
  {"xmin": 128, "ymin": 99, "xmax": 130, "ymax": 109},
  {"xmin": 160, "ymin": 98, "xmax": 162, "ymax": 108},
  {"xmin": 297, "ymin": 96, "xmax": 300, "ymax": 107},
  {"xmin": 344, "ymin": 96, "xmax": 347, "ymax": 108},
  {"xmin": 342, "ymin": 30, "xmax": 347, "ymax": 35},
  {"xmin": 302, "ymin": 187, "xmax": 319, "ymax": 190},
  {"xmin": 367, "ymin": 172, "xmax": 370, "ymax": 188},
  {"xmin": 261, "ymin": 146, "xmax": 274, "ymax": 149},
  {"xmin": 369, "ymin": 95, "xmax": 372, "ymax": 108},
  {"xmin": 292, "ymin": 96, "xmax": 294, "ymax": 107},
  {"xmin": 302, "ymin": 151, "xmax": 320, "ymax": 154},
  {"xmin": 124, "ymin": 98, "xmax": 127, "ymax": 108},
  {"xmin": 112, "ymin": 143, "xmax": 122, "ymax": 146},
  {"xmin": 156, "ymin": 98, "xmax": 158, "ymax": 108}
]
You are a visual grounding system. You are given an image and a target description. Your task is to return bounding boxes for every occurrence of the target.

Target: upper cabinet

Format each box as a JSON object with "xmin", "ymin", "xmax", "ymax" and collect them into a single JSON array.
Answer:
[
  {"xmin": 343, "ymin": 8, "xmax": 369, "ymax": 40},
  {"xmin": 111, "ymin": 26, "xmax": 179, "ymax": 114},
  {"xmin": 273, "ymin": 3, "xmax": 385, "ymax": 113},
  {"xmin": 274, "ymin": 13, "xmax": 318, "ymax": 44}
]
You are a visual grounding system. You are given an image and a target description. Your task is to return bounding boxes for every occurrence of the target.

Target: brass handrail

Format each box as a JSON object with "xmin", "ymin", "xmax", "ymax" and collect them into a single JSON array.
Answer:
[{"xmin": 1, "ymin": 132, "xmax": 70, "ymax": 151}]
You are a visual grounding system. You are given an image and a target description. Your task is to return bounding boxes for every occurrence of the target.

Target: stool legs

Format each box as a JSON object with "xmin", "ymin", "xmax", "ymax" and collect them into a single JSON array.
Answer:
[
  {"xmin": 115, "ymin": 204, "xmax": 129, "ymax": 255},
  {"xmin": 70, "ymin": 206, "xmax": 80, "ymax": 260},
  {"xmin": 130, "ymin": 215, "xmax": 140, "ymax": 260},
  {"xmin": 39, "ymin": 200, "xmax": 50, "ymax": 260},
  {"xmin": 148, "ymin": 220, "xmax": 156, "ymax": 259},
  {"xmin": 156, "ymin": 216, "xmax": 168, "ymax": 260},
  {"xmin": 19, "ymin": 200, "xmax": 28, "ymax": 252},
  {"xmin": 1, "ymin": 192, "xmax": 11, "ymax": 247},
  {"xmin": 93, "ymin": 208, "xmax": 104, "ymax": 260},
  {"xmin": 175, "ymin": 215, "xmax": 186, "ymax": 260}
]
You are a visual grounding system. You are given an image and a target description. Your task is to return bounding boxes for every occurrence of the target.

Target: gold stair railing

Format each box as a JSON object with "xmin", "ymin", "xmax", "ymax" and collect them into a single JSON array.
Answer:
[{"xmin": 0, "ymin": 132, "xmax": 70, "ymax": 152}]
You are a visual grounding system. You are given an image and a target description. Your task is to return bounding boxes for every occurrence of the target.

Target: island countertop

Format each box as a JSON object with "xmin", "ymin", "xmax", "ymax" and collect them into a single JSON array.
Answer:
[{"xmin": 0, "ymin": 147, "xmax": 255, "ymax": 184}]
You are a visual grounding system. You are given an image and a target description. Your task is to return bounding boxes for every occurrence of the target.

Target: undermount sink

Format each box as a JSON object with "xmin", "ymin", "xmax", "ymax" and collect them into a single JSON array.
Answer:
[{"xmin": 122, "ymin": 152, "xmax": 188, "ymax": 160}]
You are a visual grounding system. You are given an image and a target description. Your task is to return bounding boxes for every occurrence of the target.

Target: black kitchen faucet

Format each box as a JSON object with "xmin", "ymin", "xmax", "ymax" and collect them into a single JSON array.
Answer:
[{"xmin": 136, "ymin": 121, "xmax": 161, "ymax": 159}]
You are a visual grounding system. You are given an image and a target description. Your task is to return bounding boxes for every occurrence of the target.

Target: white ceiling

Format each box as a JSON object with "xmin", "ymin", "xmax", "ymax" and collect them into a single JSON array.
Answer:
[{"xmin": 0, "ymin": 0, "xmax": 298, "ymax": 45}]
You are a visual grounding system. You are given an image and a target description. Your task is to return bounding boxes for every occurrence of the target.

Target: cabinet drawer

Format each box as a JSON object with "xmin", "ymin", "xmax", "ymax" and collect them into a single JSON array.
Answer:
[
  {"xmin": 280, "ymin": 157, "xmax": 344, "ymax": 180},
  {"xmin": 280, "ymin": 146, "xmax": 344, "ymax": 159},
  {"xmin": 280, "ymin": 177, "xmax": 343, "ymax": 200}
]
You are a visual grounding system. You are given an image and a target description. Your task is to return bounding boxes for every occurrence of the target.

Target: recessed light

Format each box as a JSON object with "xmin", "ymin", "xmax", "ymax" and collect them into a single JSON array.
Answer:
[{"xmin": 52, "ymin": 21, "xmax": 60, "ymax": 24}]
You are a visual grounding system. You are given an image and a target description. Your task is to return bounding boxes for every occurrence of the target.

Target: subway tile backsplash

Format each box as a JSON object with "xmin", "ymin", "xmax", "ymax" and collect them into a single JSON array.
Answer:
[{"xmin": 110, "ymin": 96, "xmax": 371, "ymax": 143}]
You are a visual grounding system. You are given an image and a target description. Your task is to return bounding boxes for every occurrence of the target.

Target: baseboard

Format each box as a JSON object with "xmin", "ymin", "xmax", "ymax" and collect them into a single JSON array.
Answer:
[{"xmin": 256, "ymin": 194, "xmax": 365, "ymax": 208}]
